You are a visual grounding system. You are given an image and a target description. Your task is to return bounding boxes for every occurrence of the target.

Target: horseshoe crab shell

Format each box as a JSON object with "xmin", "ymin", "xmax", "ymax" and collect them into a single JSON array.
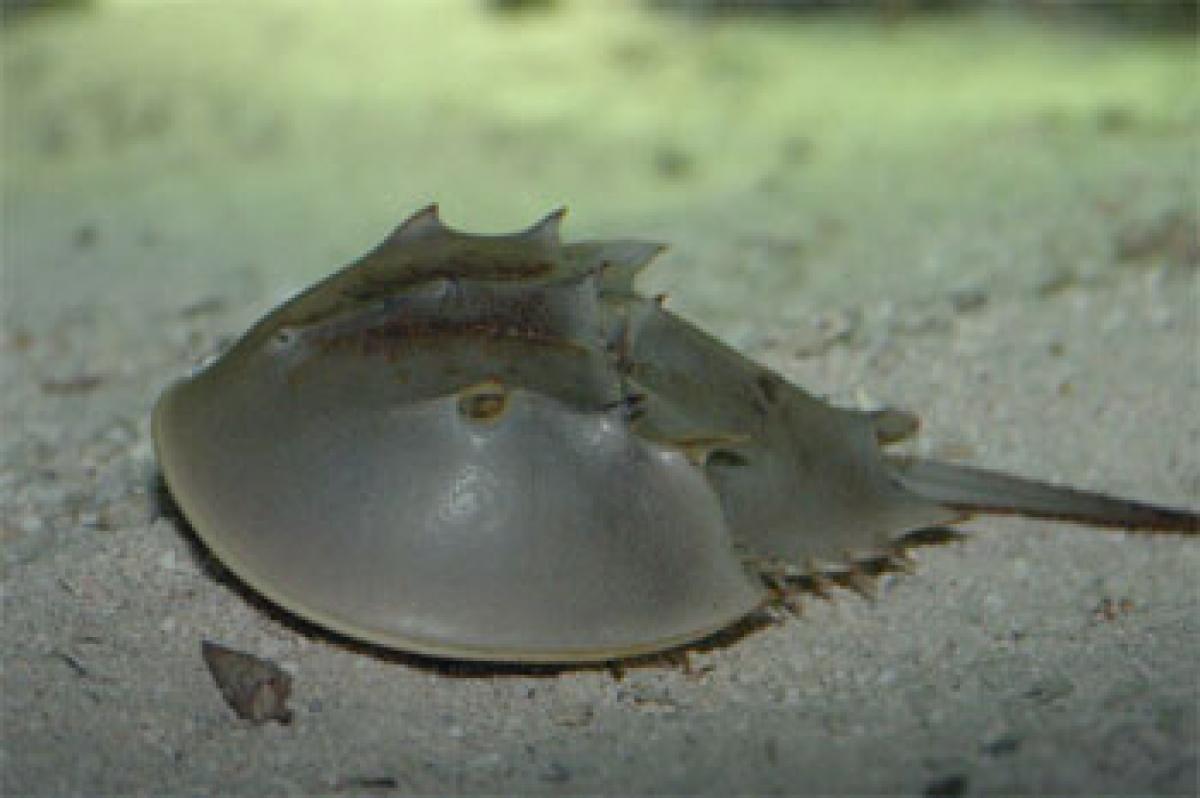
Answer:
[{"xmin": 153, "ymin": 206, "xmax": 1198, "ymax": 663}]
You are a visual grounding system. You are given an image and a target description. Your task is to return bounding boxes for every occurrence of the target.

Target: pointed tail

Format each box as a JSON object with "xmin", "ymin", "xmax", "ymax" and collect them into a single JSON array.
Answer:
[{"xmin": 887, "ymin": 457, "xmax": 1199, "ymax": 533}]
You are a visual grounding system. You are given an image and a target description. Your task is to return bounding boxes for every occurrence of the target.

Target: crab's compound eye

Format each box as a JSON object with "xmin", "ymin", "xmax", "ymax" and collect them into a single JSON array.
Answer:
[{"xmin": 457, "ymin": 380, "xmax": 509, "ymax": 423}]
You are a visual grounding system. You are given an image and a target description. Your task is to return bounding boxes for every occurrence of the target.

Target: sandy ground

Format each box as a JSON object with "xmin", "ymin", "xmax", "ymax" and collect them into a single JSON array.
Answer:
[{"xmin": 2, "ymin": 2, "xmax": 1198, "ymax": 795}]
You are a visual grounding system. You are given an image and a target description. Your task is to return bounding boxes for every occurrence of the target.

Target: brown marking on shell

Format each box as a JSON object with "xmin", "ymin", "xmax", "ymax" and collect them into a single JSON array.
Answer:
[
  {"xmin": 337, "ymin": 257, "xmax": 558, "ymax": 306},
  {"xmin": 457, "ymin": 379, "xmax": 510, "ymax": 423},
  {"xmin": 318, "ymin": 316, "xmax": 589, "ymax": 358},
  {"xmin": 295, "ymin": 271, "xmax": 600, "ymax": 366},
  {"xmin": 229, "ymin": 207, "xmax": 594, "ymax": 358}
]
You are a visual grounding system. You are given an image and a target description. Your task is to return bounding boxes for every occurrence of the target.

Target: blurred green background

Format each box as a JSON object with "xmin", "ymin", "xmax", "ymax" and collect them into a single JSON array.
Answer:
[{"xmin": 2, "ymin": 0, "xmax": 1196, "ymax": 337}]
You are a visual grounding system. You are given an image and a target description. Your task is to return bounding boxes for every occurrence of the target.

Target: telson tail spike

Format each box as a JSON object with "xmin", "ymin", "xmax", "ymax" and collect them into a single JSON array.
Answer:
[{"xmin": 890, "ymin": 457, "xmax": 1200, "ymax": 534}]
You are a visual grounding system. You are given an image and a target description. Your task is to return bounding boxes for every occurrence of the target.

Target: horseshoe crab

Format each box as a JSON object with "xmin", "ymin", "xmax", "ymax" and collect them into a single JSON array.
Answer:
[{"xmin": 152, "ymin": 206, "xmax": 1198, "ymax": 663}]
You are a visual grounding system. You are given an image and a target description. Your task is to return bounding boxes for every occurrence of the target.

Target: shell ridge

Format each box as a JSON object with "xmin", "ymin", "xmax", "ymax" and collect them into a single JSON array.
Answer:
[
  {"xmin": 384, "ymin": 203, "xmax": 446, "ymax": 244},
  {"xmin": 567, "ymin": 240, "xmax": 668, "ymax": 295},
  {"xmin": 520, "ymin": 206, "xmax": 568, "ymax": 248}
]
